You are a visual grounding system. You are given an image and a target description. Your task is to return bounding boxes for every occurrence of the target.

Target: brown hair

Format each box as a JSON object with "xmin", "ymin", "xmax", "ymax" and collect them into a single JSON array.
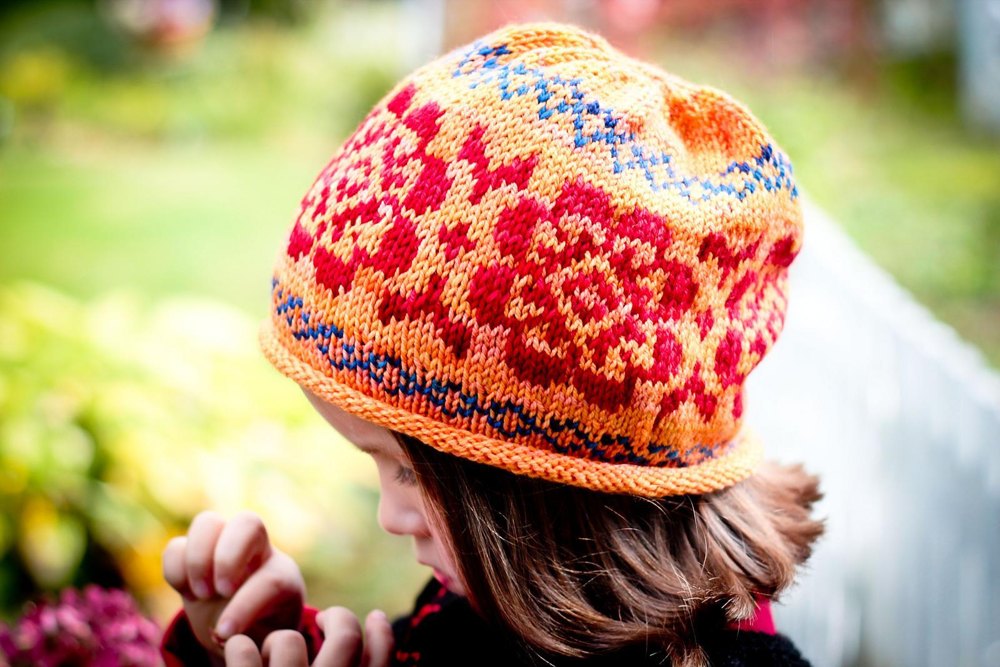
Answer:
[{"xmin": 397, "ymin": 434, "xmax": 823, "ymax": 667}]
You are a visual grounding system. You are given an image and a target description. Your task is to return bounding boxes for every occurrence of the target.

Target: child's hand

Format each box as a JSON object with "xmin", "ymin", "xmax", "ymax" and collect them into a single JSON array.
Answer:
[
  {"xmin": 223, "ymin": 607, "xmax": 394, "ymax": 667},
  {"xmin": 163, "ymin": 511, "xmax": 306, "ymax": 658}
]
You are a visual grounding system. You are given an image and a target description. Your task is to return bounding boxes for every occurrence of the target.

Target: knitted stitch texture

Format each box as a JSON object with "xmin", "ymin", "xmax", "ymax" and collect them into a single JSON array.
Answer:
[{"xmin": 261, "ymin": 23, "xmax": 803, "ymax": 496}]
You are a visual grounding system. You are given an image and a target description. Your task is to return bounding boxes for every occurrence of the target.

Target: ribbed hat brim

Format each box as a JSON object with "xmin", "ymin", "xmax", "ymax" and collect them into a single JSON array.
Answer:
[{"xmin": 261, "ymin": 318, "xmax": 762, "ymax": 497}]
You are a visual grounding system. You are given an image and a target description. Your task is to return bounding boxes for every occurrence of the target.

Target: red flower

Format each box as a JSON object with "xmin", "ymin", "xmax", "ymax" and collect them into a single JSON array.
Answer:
[{"xmin": 467, "ymin": 178, "xmax": 692, "ymax": 412}]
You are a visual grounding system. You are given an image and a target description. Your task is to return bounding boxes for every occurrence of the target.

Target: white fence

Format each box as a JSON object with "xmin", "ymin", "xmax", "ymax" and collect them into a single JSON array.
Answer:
[{"xmin": 746, "ymin": 201, "xmax": 1000, "ymax": 667}]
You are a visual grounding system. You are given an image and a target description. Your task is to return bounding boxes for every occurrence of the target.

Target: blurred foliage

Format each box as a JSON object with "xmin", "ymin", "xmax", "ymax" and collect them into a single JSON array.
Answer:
[
  {"xmin": 0, "ymin": 0, "xmax": 320, "ymax": 29},
  {"xmin": 0, "ymin": 1, "xmax": 406, "ymax": 313},
  {"xmin": 0, "ymin": 2, "xmax": 131, "ymax": 73},
  {"xmin": 0, "ymin": 1, "xmax": 401, "ymax": 143},
  {"xmin": 0, "ymin": 282, "xmax": 426, "ymax": 624},
  {"xmin": 0, "ymin": 3, "xmax": 429, "ymax": 623}
]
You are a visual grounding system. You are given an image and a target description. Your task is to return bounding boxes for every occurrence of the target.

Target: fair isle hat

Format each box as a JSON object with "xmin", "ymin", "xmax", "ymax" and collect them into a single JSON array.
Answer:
[{"xmin": 261, "ymin": 23, "xmax": 802, "ymax": 497}]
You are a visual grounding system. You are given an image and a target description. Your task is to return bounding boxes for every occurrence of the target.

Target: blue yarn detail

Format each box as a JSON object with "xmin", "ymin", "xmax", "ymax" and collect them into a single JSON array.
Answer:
[
  {"xmin": 275, "ymin": 292, "xmax": 304, "ymax": 316},
  {"xmin": 452, "ymin": 41, "xmax": 799, "ymax": 202},
  {"xmin": 273, "ymin": 284, "xmax": 726, "ymax": 468}
]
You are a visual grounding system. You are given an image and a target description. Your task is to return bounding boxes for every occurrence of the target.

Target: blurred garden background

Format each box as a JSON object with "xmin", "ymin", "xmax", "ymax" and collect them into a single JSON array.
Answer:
[{"xmin": 1, "ymin": 0, "xmax": 999, "ymax": 657}]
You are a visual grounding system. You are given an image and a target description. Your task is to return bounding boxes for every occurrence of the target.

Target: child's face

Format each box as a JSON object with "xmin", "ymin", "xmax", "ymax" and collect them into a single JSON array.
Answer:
[{"xmin": 302, "ymin": 389, "xmax": 466, "ymax": 597}]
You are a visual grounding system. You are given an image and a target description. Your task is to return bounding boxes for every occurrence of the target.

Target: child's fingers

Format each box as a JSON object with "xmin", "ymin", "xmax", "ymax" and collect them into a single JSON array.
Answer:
[
  {"xmin": 186, "ymin": 511, "xmax": 226, "ymax": 599},
  {"xmin": 312, "ymin": 607, "xmax": 363, "ymax": 667},
  {"xmin": 224, "ymin": 634, "xmax": 263, "ymax": 667},
  {"xmin": 162, "ymin": 536, "xmax": 193, "ymax": 599},
  {"xmin": 214, "ymin": 552, "xmax": 304, "ymax": 642},
  {"xmin": 213, "ymin": 511, "xmax": 273, "ymax": 598},
  {"xmin": 261, "ymin": 630, "xmax": 309, "ymax": 666},
  {"xmin": 361, "ymin": 610, "xmax": 393, "ymax": 667}
]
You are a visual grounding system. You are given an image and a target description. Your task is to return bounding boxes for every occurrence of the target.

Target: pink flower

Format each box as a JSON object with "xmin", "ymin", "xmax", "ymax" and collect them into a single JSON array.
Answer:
[{"xmin": 0, "ymin": 586, "xmax": 161, "ymax": 666}]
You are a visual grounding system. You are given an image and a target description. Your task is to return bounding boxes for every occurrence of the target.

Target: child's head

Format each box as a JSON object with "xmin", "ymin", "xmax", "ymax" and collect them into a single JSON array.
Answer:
[{"xmin": 263, "ymin": 21, "xmax": 821, "ymax": 663}]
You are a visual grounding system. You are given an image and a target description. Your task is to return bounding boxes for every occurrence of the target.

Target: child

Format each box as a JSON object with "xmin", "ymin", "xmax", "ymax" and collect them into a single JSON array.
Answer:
[{"xmin": 161, "ymin": 22, "xmax": 823, "ymax": 667}]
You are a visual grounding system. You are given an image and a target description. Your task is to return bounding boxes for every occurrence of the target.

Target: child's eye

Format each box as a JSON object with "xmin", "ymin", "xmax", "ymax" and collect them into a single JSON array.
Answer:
[{"xmin": 394, "ymin": 465, "xmax": 418, "ymax": 486}]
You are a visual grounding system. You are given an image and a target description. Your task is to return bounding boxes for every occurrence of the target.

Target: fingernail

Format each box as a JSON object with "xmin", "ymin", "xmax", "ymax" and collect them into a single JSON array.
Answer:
[
  {"xmin": 215, "ymin": 619, "xmax": 235, "ymax": 642},
  {"xmin": 191, "ymin": 580, "xmax": 210, "ymax": 599},
  {"xmin": 216, "ymin": 579, "xmax": 233, "ymax": 598}
]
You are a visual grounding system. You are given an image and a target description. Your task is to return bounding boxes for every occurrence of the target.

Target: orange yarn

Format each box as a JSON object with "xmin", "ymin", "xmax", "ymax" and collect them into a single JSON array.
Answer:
[{"xmin": 261, "ymin": 23, "xmax": 802, "ymax": 497}]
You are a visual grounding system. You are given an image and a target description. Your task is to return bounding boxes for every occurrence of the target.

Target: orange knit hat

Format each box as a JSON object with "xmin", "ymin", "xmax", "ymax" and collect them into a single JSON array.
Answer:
[{"xmin": 261, "ymin": 23, "xmax": 803, "ymax": 497}]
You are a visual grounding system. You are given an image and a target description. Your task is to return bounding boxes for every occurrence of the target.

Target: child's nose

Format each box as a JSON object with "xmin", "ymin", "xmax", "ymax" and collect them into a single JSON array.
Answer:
[{"xmin": 377, "ymin": 492, "xmax": 429, "ymax": 537}]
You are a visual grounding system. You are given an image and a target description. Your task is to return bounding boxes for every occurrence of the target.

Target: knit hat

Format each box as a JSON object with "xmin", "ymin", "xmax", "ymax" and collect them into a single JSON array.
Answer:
[{"xmin": 261, "ymin": 23, "xmax": 802, "ymax": 497}]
